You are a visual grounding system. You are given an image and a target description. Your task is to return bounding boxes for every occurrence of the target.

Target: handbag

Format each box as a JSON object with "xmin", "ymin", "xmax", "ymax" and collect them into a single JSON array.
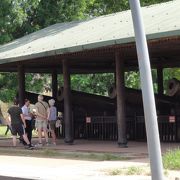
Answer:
[{"xmin": 55, "ymin": 119, "xmax": 61, "ymax": 128}]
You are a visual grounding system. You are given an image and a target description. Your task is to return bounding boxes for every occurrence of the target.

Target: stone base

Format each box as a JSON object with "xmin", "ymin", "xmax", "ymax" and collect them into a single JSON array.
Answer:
[{"xmin": 118, "ymin": 142, "xmax": 128, "ymax": 148}]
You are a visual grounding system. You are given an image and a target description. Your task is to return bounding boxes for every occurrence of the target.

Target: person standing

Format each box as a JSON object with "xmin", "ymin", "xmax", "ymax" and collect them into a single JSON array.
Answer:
[
  {"xmin": 35, "ymin": 95, "xmax": 49, "ymax": 146},
  {"xmin": 47, "ymin": 99, "xmax": 57, "ymax": 145},
  {"xmin": 7, "ymin": 98, "xmax": 34, "ymax": 149},
  {"xmin": 22, "ymin": 99, "xmax": 33, "ymax": 144}
]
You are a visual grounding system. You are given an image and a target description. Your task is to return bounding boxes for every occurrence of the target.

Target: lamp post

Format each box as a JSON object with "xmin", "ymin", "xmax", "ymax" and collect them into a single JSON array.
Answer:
[{"xmin": 129, "ymin": 0, "xmax": 164, "ymax": 179}]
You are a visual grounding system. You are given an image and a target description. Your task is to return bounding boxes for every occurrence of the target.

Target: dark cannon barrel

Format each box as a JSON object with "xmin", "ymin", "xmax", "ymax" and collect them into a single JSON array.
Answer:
[
  {"xmin": 25, "ymin": 89, "xmax": 115, "ymax": 114},
  {"xmin": 108, "ymin": 85, "xmax": 178, "ymax": 115}
]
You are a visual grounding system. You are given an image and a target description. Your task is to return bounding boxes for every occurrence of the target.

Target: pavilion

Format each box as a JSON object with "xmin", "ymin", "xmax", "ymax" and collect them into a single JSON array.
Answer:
[{"xmin": 0, "ymin": 0, "xmax": 180, "ymax": 145}]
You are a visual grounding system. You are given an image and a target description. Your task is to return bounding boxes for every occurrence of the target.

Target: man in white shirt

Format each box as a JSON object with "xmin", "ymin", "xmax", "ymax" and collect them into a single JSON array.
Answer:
[{"xmin": 22, "ymin": 99, "xmax": 33, "ymax": 144}]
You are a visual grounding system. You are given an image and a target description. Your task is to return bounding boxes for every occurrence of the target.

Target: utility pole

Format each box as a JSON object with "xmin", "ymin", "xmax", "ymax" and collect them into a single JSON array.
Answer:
[{"xmin": 129, "ymin": 0, "xmax": 164, "ymax": 179}]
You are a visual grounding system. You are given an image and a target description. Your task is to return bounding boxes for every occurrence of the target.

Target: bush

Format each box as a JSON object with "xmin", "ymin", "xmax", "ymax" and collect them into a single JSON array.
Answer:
[
  {"xmin": 163, "ymin": 148, "xmax": 180, "ymax": 170},
  {"xmin": 0, "ymin": 89, "xmax": 16, "ymax": 102}
]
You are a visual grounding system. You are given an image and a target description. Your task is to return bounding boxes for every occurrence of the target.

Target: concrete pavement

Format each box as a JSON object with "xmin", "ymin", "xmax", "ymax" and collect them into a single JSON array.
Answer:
[
  {"xmin": 0, "ymin": 155, "xmax": 151, "ymax": 180},
  {"xmin": 0, "ymin": 139, "xmax": 179, "ymax": 179}
]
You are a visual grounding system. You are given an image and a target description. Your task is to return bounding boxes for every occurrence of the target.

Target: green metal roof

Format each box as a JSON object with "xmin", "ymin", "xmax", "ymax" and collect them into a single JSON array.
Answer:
[{"xmin": 0, "ymin": 0, "xmax": 179, "ymax": 64}]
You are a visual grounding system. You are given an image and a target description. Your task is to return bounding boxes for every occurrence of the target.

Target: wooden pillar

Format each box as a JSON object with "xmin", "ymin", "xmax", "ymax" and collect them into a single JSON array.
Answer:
[
  {"xmin": 17, "ymin": 65, "xmax": 25, "ymax": 107},
  {"xmin": 157, "ymin": 66, "xmax": 163, "ymax": 95},
  {"xmin": 52, "ymin": 70, "xmax": 57, "ymax": 99},
  {"xmin": 114, "ymin": 72, "xmax": 116, "ymax": 86},
  {"xmin": 115, "ymin": 51, "xmax": 127, "ymax": 147},
  {"xmin": 62, "ymin": 59, "xmax": 74, "ymax": 144}
]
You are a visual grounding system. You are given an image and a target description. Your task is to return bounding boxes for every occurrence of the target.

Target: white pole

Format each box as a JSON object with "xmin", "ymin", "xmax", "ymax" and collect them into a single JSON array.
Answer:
[{"xmin": 128, "ymin": 0, "xmax": 164, "ymax": 179}]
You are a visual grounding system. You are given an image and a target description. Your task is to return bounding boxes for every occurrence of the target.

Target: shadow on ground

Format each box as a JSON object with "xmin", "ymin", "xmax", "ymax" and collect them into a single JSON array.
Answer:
[{"xmin": 0, "ymin": 176, "xmax": 31, "ymax": 180}]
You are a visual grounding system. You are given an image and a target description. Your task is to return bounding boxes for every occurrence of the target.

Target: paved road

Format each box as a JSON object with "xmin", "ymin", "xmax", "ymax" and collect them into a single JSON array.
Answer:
[
  {"xmin": 0, "ymin": 155, "xmax": 179, "ymax": 180},
  {"xmin": 0, "ymin": 139, "xmax": 180, "ymax": 179},
  {"xmin": 0, "ymin": 155, "xmax": 152, "ymax": 180}
]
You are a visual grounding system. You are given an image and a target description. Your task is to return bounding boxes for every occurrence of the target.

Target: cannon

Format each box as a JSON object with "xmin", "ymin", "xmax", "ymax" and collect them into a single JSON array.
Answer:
[
  {"xmin": 167, "ymin": 78, "xmax": 180, "ymax": 97},
  {"xmin": 108, "ymin": 85, "xmax": 177, "ymax": 115},
  {"xmin": 25, "ymin": 82, "xmax": 178, "ymax": 116},
  {"xmin": 25, "ymin": 89, "xmax": 115, "ymax": 115}
]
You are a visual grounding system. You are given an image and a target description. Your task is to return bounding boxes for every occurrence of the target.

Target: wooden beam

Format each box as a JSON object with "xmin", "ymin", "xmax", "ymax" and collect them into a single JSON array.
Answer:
[
  {"xmin": 62, "ymin": 59, "xmax": 74, "ymax": 144},
  {"xmin": 17, "ymin": 65, "xmax": 25, "ymax": 107},
  {"xmin": 115, "ymin": 51, "xmax": 127, "ymax": 147},
  {"xmin": 157, "ymin": 66, "xmax": 163, "ymax": 95},
  {"xmin": 52, "ymin": 70, "xmax": 57, "ymax": 99}
]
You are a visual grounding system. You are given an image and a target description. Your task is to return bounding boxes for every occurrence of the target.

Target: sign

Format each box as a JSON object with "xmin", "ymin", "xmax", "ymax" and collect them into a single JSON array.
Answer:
[
  {"xmin": 169, "ymin": 116, "xmax": 175, "ymax": 123},
  {"xmin": 86, "ymin": 117, "xmax": 91, "ymax": 123}
]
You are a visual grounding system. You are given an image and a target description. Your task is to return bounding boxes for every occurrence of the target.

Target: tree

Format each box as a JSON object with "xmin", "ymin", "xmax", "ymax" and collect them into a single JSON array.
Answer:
[
  {"xmin": 11, "ymin": 0, "xmax": 93, "ymax": 39},
  {"xmin": 25, "ymin": 73, "xmax": 51, "ymax": 93},
  {"xmin": 86, "ymin": 0, "xmax": 171, "ymax": 16},
  {"xmin": 0, "ymin": 0, "xmax": 16, "ymax": 44},
  {"xmin": 0, "ymin": 73, "xmax": 18, "ymax": 102},
  {"xmin": 70, "ymin": 73, "xmax": 114, "ymax": 96}
]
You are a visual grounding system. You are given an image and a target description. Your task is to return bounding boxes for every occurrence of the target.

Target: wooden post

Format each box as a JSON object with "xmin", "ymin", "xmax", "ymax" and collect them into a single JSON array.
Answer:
[
  {"xmin": 62, "ymin": 59, "xmax": 74, "ymax": 144},
  {"xmin": 17, "ymin": 65, "xmax": 25, "ymax": 107},
  {"xmin": 52, "ymin": 70, "xmax": 57, "ymax": 99},
  {"xmin": 115, "ymin": 51, "xmax": 127, "ymax": 147},
  {"xmin": 157, "ymin": 66, "xmax": 163, "ymax": 95},
  {"xmin": 114, "ymin": 72, "xmax": 116, "ymax": 86}
]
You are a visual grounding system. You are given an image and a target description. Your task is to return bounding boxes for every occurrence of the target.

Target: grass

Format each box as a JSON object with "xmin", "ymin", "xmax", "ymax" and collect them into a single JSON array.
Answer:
[
  {"xmin": 0, "ymin": 147, "xmax": 128, "ymax": 161},
  {"xmin": 105, "ymin": 167, "xmax": 171, "ymax": 177},
  {"xmin": 163, "ymin": 148, "xmax": 180, "ymax": 170},
  {"xmin": 0, "ymin": 125, "xmax": 38, "ymax": 138},
  {"xmin": 105, "ymin": 166, "xmax": 150, "ymax": 176},
  {"xmin": 0, "ymin": 125, "xmax": 10, "ymax": 138},
  {"xmin": 107, "ymin": 169, "xmax": 123, "ymax": 175},
  {"xmin": 126, "ymin": 166, "xmax": 142, "ymax": 175},
  {"xmin": 104, "ymin": 149, "xmax": 180, "ymax": 177}
]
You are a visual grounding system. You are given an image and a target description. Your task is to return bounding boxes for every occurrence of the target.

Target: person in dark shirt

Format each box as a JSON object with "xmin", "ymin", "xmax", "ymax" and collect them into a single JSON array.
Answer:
[{"xmin": 7, "ymin": 98, "xmax": 34, "ymax": 149}]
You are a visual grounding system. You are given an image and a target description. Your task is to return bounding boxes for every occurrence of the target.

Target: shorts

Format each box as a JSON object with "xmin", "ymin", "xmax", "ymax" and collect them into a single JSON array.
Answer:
[
  {"xmin": 35, "ymin": 119, "xmax": 48, "ymax": 130},
  {"xmin": 49, "ymin": 120, "xmax": 56, "ymax": 130},
  {"xmin": 11, "ymin": 124, "xmax": 25, "ymax": 136}
]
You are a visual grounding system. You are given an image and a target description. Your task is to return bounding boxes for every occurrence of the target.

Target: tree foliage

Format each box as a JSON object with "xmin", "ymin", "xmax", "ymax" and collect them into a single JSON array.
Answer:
[
  {"xmin": 0, "ymin": 73, "xmax": 18, "ymax": 102},
  {"xmin": 25, "ymin": 73, "xmax": 51, "ymax": 93},
  {"xmin": 0, "ymin": 0, "xmax": 18, "ymax": 44},
  {"xmin": 70, "ymin": 74, "xmax": 114, "ymax": 95}
]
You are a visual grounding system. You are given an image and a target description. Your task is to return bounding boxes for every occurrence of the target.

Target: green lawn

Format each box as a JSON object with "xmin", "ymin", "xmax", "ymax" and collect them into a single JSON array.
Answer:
[
  {"xmin": 0, "ymin": 125, "xmax": 10, "ymax": 138},
  {"xmin": 0, "ymin": 147, "xmax": 129, "ymax": 161},
  {"xmin": 163, "ymin": 148, "xmax": 180, "ymax": 170},
  {"xmin": 0, "ymin": 125, "xmax": 38, "ymax": 138}
]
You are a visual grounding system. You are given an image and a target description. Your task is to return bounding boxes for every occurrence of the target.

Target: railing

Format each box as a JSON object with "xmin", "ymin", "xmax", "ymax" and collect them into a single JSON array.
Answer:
[
  {"xmin": 85, "ymin": 116, "xmax": 135, "ymax": 140},
  {"xmin": 55, "ymin": 115, "xmax": 180, "ymax": 142},
  {"xmin": 133, "ymin": 115, "xmax": 180, "ymax": 142},
  {"xmin": 86, "ymin": 116, "xmax": 118, "ymax": 140}
]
